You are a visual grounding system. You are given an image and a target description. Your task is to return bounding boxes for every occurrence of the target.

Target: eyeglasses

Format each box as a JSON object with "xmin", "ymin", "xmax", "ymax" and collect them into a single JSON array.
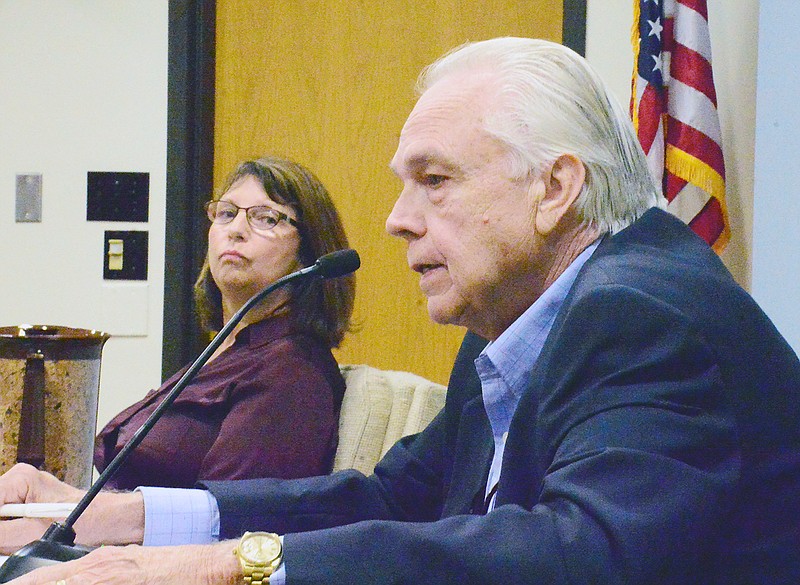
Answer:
[{"xmin": 205, "ymin": 200, "xmax": 299, "ymax": 231}]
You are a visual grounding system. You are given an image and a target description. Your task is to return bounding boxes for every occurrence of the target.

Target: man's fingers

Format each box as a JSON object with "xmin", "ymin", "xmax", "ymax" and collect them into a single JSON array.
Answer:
[{"xmin": 5, "ymin": 561, "xmax": 67, "ymax": 585}]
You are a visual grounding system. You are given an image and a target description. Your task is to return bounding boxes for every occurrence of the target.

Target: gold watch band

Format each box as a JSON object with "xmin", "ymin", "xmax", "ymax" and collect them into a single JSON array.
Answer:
[{"xmin": 242, "ymin": 567, "xmax": 268, "ymax": 585}]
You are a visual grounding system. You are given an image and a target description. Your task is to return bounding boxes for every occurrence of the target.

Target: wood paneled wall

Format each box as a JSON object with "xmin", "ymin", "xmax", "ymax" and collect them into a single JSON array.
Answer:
[{"xmin": 214, "ymin": 1, "xmax": 563, "ymax": 384}]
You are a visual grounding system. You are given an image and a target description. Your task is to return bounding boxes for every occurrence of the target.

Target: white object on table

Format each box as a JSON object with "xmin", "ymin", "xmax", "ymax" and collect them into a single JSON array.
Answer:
[{"xmin": 0, "ymin": 503, "xmax": 76, "ymax": 518}]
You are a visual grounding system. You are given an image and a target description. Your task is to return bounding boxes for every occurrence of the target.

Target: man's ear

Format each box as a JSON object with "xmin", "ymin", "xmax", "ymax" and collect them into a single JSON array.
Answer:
[{"xmin": 533, "ymin": 154, "xmax": 586, "ymax": 235}]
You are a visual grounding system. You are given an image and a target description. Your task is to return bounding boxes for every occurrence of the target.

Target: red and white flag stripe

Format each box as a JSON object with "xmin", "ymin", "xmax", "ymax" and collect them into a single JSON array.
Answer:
[{"xmin": 631, "ymin": 0, "xmax": 729, "ymax": 252}]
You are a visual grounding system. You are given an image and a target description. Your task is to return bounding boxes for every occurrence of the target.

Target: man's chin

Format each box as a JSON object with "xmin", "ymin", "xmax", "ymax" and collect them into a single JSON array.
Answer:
[{"xmin": 425, "ymin": 298, "xmax": 462, "ymax": 327}]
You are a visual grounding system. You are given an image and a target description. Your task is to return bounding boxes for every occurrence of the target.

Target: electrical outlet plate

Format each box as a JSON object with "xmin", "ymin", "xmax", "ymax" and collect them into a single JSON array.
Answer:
[{"xmin": 16, "ymin": 174, "xmax": 42, "ymax": 222}]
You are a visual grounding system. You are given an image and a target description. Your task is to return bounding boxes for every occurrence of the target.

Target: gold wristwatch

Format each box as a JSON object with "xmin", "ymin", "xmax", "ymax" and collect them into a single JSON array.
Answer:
[{"xmin": 234, "ymin": 531, "xmax": 283, "ymax": 585}]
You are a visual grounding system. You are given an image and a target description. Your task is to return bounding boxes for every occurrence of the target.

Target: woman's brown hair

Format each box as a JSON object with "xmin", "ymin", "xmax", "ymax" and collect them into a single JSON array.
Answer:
[{"xmin": 194, "ymin": 156, "xmax": 355, "ymax": 347}]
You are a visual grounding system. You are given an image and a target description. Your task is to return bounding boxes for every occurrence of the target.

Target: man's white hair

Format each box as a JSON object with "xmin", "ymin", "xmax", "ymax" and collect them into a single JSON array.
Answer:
[{"xmin": 417, "ymin": 37, "xmax": 665, "ymax": 234}]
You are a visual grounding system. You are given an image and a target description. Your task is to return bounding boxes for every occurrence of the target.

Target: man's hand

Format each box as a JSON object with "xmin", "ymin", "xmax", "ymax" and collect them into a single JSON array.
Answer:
[
  {"xmin": 0, "ymin": 464, "xmax": 145, "ymax": 554},
  {"xmin": 5, "ymin": 541, "xmax": 242, "ymax": 585}
]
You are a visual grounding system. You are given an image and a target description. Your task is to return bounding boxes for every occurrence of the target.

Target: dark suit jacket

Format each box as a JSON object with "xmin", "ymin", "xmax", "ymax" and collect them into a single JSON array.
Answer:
[{"xmin": 203, "ymin": 208, "xmax": 800, "ymax": 584}]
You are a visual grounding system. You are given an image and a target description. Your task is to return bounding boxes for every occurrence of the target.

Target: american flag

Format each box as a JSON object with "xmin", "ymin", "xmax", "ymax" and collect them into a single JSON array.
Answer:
[{"xmin": 631, "ymin": 0, "xmax": 730, "ymax": 252}]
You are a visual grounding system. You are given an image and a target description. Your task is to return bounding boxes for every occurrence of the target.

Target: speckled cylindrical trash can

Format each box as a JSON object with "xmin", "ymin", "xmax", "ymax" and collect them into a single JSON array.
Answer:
[{"xmin": 0, "ymin": 325, "xmax": 109, "ymax": 488}]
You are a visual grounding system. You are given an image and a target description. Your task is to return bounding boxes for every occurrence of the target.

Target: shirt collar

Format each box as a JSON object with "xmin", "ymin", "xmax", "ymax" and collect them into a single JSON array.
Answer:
[
  {"xmin": 233, "ymin": 312, "xmax": 298, "ymax": 349},
  {"xmin": 481, "ymin": 238, "xmax": 601, "ymax": 395}
]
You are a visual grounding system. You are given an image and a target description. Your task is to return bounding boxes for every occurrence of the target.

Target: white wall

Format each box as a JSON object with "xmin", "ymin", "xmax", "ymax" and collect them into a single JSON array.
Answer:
[
  {"xmin": 0, "ymin": 1, "xmax": 168, "ymax": 428},
  {"xmin": 752, "ymin": 2, "xmax": 800, "ymax": 352}
]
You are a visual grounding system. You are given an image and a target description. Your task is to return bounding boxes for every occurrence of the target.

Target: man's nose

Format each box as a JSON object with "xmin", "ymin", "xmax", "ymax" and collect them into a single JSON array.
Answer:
[{"xmin": 386, "ymin": 188, "xmax": 424, "ymax": 240}]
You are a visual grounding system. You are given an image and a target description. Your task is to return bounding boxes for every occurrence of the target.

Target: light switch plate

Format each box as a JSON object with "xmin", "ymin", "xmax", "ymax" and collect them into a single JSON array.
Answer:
[
  {"xmin": 103, "ymin": 230, "xmax": 148, "ymax": 280},
  {"xmin": 16, "ymin": 174, "xmax": 42, "ymax": 222}
]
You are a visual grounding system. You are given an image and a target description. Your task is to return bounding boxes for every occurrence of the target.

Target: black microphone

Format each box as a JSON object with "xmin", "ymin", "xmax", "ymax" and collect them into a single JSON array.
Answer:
[
  {"xmin": 0, "ymin": 249, "xmax": 360, "ymax": 582},
  {"xmin": 313, "ymin": 248, "xmax": 361, "ymax": 279}
]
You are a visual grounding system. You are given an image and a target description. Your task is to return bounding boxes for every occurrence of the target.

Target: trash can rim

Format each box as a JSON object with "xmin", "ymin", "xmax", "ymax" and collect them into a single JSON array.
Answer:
[{"xmin": 0, "ymin": 324, "xmax": 110, "ymax": 342}]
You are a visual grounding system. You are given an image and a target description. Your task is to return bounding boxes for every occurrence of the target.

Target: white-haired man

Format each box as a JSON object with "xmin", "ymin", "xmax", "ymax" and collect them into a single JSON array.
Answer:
[{"xmin": 2, "ymin": 37, "xmax": 799, "ymax": 584}]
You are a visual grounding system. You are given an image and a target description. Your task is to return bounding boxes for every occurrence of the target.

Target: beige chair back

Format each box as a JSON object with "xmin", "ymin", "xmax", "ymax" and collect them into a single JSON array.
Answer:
[{"xmin": 333, "ymin": 365, "xmax": 446, "ymax": 474}]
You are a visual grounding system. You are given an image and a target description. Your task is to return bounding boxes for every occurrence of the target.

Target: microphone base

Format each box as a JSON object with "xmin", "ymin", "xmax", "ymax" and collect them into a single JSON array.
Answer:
[{"xmin": 0, "ymin": 539, "xmax": 92, "ymax": 582}]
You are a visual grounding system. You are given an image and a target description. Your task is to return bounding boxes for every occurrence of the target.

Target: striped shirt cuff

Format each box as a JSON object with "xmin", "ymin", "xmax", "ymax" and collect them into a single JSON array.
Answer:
[{"xmin": 137, "ymin": 486, "xmax": 220, "ymax": 546}]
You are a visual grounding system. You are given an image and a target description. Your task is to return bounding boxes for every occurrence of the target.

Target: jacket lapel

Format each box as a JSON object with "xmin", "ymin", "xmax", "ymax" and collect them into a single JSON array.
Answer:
[
  {"xmin": 494, "ymin": 380, "xmax": 543, "ymax": 511},
  {"xmin": 441, "ymin": 395, "xmax": 493, "ymax": 516}
]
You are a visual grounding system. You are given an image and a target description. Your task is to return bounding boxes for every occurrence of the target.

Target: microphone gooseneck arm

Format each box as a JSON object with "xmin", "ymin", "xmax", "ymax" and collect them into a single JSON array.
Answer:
[
  {"xmin": 61, "ymin": 248, "xmax": 359, "ymax": 536},
  {"xmin": 0, "ymin": 249, "xmax": 360, "ymax": 581},
  {"xmin": 59, "ymin": 256, "xmax": 341, "ymax": 534}
]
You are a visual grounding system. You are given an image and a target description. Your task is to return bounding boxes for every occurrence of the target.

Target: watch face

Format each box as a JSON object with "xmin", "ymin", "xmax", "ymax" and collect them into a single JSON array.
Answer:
[{"xmin": 240, "ymin": 533, "xmax": 282, "ymax": 564}]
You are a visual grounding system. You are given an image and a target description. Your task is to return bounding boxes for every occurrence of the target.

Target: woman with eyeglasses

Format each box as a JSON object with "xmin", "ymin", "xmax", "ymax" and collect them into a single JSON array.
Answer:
[{"xmin": 93, "ymin": 156, "xmax": 356, "ymax": 489}]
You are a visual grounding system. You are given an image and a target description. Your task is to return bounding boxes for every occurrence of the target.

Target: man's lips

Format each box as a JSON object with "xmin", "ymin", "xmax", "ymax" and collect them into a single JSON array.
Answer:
[
  {"xmin": 412, "ymin": 262, "xmax": 448, "ymax": 293},
  {"xmin": 411, "ymin": 262, "xmax": 443, "ymax": 275}
]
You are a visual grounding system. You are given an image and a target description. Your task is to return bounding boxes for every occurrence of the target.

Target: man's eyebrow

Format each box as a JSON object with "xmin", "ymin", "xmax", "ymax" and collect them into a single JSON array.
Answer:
[{"xmin": 391, "ymin": 153, "xmax": 458, "ymax": 175}]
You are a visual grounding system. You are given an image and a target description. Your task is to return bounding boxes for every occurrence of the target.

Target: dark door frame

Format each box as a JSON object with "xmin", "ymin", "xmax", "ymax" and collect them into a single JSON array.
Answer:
[
  {"xmin": 161, "ymin": 0, "xmax": 587, "ymax": 378},
  {"xmin": 163, "ymin": 0, "xmax": 216, "ymax": 377}
]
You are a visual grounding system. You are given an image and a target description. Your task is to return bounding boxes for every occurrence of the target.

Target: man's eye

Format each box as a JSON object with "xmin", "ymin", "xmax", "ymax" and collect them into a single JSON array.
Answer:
[
  {"xmin": 218, "ymin": 208, "xmax": 237, "ymax": 220},
  {"xmin": 424, "ymin": 174, "xmax": 447, "ymax": 187}
]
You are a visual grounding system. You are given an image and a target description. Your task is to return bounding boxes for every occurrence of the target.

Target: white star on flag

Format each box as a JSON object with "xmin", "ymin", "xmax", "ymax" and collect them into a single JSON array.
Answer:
[{"xmin": 648, "ymin": 18, "xmax": 663, "ymax": 39}]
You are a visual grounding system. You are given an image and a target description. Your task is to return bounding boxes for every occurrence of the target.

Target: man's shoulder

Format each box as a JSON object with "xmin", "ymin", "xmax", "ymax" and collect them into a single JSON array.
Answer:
[{"xmin": 579, "ymin": 208, "xmax": 732, "ymax": 289}]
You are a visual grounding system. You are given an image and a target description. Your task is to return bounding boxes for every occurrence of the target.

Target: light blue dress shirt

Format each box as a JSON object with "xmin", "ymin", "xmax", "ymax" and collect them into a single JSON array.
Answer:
[{"xmin": 476, "ymin": 239, "xmax": 599, "ymax": 510}]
